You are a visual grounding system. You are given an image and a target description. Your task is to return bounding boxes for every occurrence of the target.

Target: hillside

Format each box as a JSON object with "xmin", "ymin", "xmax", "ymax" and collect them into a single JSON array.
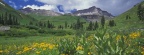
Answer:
[
  {"xmin": 29, "ymin": 14, "xmax": 87, "ymax": 26},
  {"xmin": 108, "ymin": 1, "xmax": 144, "ymax": 31},
  {"xmin": 0, "ymin": 1, "xmax": 37, "ymax": 25}
]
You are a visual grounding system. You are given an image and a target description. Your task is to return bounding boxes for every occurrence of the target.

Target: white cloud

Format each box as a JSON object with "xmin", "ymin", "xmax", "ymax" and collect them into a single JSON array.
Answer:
[
  {"xmin": 9, "ymin": 1, "xmax": 17, "ymax": 9},
  {"xmin": 26, "ymin": 0, "xmax": 142, "ymax": 15},
  {"xmin": 23, "ymin": 4, "xmax": 59, "ymax": 12},
  {"xmin": 35, "ymin": 0, "xmax": 97, "ymax": 10}
]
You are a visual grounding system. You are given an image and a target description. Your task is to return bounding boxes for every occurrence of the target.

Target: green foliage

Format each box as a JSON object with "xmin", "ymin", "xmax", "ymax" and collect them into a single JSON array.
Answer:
[
  {"xmin": 93, "ymin": 29, "xmax": 141, "ymax": 55},
  {"xmin": 58, "ymin": 38, "xmax": 77, "ymax": 55},
  {"xmin": 5, "ymin": 29, "xmax": 31, "ymax": 37},
  {"xmin": 38, "ymin": 29, "xmax": 74, "ymax": 36},
  {"xmin": 26, "ymin": 25, "xmax": 39, "ymax": 30}
]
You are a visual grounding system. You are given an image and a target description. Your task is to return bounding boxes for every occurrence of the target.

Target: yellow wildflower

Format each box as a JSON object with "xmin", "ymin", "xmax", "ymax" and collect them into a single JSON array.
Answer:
[
  {"xmin": 0, "ymin": 50, "xmax": 3, "ymax": 53},
  {"xmin": 116, "ymin": 35, "xmax": 121, "ymax": 41},
  {"xmin": 23, "ymin": 47, "xmax": 31, "ymax": 52},
  {"xmin": 43, "ymin": 48, "xmax": 46, "ymax": 50},
  {"xmin": 49, "ymin": 45, "xmax": 54, "ymax": 50},
  {"xmin": 88, "ymin": 52, "xmax": 91, "ymax": 55},
  {"xmin": 16, "ymin": 51, "xmax": 22, "ymax": 55},
  {"xmin": 129, "ymin": 32, "xmax": 140, "ymax": 39},
  {"xmin": 76, "ymin": 46, "xmax": 83, "ymax": 50}
]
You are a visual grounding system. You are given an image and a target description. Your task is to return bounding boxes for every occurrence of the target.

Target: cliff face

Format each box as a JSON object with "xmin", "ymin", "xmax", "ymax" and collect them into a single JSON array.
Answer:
[{"xmin": 73, "ymin": 6, "xmax": 114, "ymax": 22}]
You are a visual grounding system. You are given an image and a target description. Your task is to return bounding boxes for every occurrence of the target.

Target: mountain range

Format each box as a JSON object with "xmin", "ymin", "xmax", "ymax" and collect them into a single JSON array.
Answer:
[{"xmin": 19, "ymin": 6, "xmax": 114, "ymax": 22}]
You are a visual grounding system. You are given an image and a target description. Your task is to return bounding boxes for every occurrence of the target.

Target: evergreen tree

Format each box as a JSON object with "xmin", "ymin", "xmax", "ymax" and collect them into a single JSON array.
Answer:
[
  {"xmin": 137, "ymin": 3, "xmax": 144, "ymax": 21},
  {"xmin": 0, "ymin": 14, "xmax": 2, "ymax": 24},
  {"xmin": 101, "ymin": 16, "xmax": 105, "ymax": 28},
  {"xmin": 9, "ymin": 14, "xmax": 13, "ymax": 25},
  {"xmin": 76, "ymin": 18, "xmax": 81, "ymax": 29},
  {"xmin": 58, "ymin": 25, "xmax": 63, "ymax": 29},
  {"xmin": 72, "ymin": 19, "xmax": 83, "ymax": 30},
  {"xmin": 65, "ymin": 21, "xmax": 68, "ymax": 28},
  {"xmin": 87, "ymin": 21, "xmax": 93, "ymax": 31},
  {"xmin": 126, "ymin": 15, "xmax": 131, "ymax": 20},
  {"xmin": 94, "ymin": 21, "xmax": 99, "ymax": 30},
  {"xmin": 29, "ymin": 21, "xmax": 33, "ymax": 25},
  {"xmin": 47, "ymin": 20, "xmax": 51, "ymax": 28},
  {"xmin": 109, "ymin": 20, "xmax": 116, "ymax": 27}
]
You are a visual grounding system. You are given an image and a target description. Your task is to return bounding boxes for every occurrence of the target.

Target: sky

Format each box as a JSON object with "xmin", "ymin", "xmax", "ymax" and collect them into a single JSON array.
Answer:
[{"xmin": 2, "ymin": 0, "xmax": 143, "ymax": 16}]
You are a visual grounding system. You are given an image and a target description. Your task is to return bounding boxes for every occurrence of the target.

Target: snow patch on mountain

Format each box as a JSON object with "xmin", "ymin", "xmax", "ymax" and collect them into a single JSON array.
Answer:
[{"xmin": 0, "ymin": 2, "xmax": 5, "ymax": 6}]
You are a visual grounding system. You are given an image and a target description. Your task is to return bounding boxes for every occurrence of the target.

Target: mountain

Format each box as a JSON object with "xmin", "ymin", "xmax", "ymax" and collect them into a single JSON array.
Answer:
[
  {"xmin": 0, "ymin": 0, "xmax": 36, "ymax": 25},
  {"xmin": 19, "ymin": 7, "xmax": 62, "ymax": 16},
  {"xmin": 73, "ymin": 6, "xmax": 114, "ymax": 22}
]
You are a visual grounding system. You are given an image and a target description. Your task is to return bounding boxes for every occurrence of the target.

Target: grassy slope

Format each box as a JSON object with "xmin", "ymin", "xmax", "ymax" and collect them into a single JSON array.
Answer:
[
  {"xmin": 108, "ymin": 2, "xmax": 144, "ymax": 31},
  {"xmin": 0, "ymin": 1, "xmax": 37, "ymax": 25},
  {"xmin": 29, "ymin": 14, "xmax": 87, "ymax": 26}
]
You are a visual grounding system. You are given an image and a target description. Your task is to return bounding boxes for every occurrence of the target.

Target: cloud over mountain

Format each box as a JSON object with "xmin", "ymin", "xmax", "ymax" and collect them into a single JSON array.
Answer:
[
  {"xmin": 35, "ymin": 0, "xmax": 142, "ymax": 15},
  {"xmin": 3, "ymin": 0, "xmax": 143, "ymax": 16}
]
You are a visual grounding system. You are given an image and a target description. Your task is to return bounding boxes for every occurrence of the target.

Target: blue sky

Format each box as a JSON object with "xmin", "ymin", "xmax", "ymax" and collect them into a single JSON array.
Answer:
[{"xmin": 2, "ymin": 0, "xmax": 143, "ymax": 16}]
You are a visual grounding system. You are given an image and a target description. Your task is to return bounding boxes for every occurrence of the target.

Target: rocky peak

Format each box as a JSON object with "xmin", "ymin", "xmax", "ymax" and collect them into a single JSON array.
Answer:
[
  {"xmin": 73, "ymin": 6, "xmax": 113, "ymax": 16},
  {"xmin": 72, "ymin": 6, "xmax": 114, "ymax": 22},
  {"xmin": 20, "ymin": 7, "xmax": 33, "ymax": 12},
  {"xmin": 19, "ymin": 7, "xmax": 62, "ymax": 16}
]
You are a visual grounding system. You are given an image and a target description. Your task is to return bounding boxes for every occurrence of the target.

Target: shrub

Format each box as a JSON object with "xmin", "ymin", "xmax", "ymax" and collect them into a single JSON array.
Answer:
[{"xmin": 26, "ymin": 25, "xmax": 39, "ymax": 30}]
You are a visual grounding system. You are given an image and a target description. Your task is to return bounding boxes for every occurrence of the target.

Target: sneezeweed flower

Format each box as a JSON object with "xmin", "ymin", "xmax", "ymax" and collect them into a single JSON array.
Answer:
[
  {"xmin": 87, "ymin": 35, "xmax": 94, "ymax": 41},
  {"xmin": 76, "ymin": 46, "xmax": 83, "ymax": 51},
  {"xmin": 23, "ymin": 47, "xmax": 31, "ymax": 52},
  {"xmin": 116, "ymin": 35, "xmax": 121, "ymax": 41},
  {"xmin": 43, "ymin": 48, "xmax": 46, "ymax": 50},
  {"xmin": 129, "ymin": 32, "xmax": 140, "ymax": 39},
  {"xmin": 49, "ymin": 45, "xmax": 55, "ymax": 50},
  {"xmin": 16, "ymin": 51, "xmax": 22, "ymax": 55},
  {"xmin": 36, "ymin": 51, "xmax": 41, "ymax": 54},
  {"xmin": 88, "ymin": 52, "xmax": 92, "ymax": 55},
  {"xmin": 0, "ymin": 50, "xmax": 3, "ymax": 53}
]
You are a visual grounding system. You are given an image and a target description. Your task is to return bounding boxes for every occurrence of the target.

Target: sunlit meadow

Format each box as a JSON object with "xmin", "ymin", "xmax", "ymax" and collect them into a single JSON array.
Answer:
[{"xmin": 0, "ymin": 29, "xmax": 143, "ymax": 55}]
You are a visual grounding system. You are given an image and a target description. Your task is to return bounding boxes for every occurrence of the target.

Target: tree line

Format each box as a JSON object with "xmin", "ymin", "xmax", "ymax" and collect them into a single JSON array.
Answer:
[
  {"xmin": 30, "ymin": 16, "xmax": 116, "ymax": 31},
  {"xmin": 0, "ymin": 12, "xmax": 19, "ymax": 25}
]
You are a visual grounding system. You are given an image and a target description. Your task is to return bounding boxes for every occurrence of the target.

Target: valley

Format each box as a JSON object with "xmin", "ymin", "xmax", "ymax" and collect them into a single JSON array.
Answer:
[{"xmin": 0, "ymin": 0, "xmax": 144, "ymax": 55}]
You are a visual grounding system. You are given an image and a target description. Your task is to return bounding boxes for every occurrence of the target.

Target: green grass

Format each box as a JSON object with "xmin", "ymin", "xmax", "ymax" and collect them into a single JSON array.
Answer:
[
  {"xmin": 0, "ymin": 35, "xmax": 73, "ymax": 45},
  {"xmin": 29, "ymin": 14, "xmax": 87, "ymax": 26}
]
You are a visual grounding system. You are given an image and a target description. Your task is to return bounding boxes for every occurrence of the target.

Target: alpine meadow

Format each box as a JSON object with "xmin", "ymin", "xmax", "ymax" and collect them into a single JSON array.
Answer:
[{"xmin": 0, "ymin": 0, "xmax": 144, "ymax": 55}]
